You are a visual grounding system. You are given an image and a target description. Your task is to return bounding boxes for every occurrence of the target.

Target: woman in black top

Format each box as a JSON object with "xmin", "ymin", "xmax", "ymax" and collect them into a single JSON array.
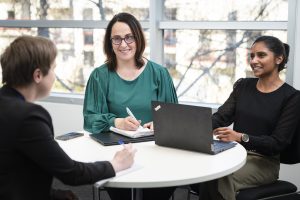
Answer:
[
  {"xmin": 0, "ymin": 36, "xmax": 136, "ymax": 200},
  {"xmin": 194, "ymin": 36, "xmax": 300, "ymax": 200}
]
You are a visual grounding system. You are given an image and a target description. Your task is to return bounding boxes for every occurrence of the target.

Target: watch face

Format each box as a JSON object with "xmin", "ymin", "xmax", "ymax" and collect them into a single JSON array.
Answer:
[{"xmin": 242, "ymin": 134, "xmax": 249, "ymax": 142}]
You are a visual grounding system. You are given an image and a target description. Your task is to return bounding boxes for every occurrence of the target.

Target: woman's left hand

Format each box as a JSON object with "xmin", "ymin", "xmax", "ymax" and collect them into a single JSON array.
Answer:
[
  {"xmin": 213, "ymin": 127, "xmax": 242, "ymax": 142},
  {"xmin": 143, "ymin": 121, "xmax": 154, "ymax": 130}
]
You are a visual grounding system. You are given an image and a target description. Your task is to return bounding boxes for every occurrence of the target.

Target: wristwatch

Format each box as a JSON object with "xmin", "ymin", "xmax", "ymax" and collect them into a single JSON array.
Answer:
[{"xmin": 241, "ymin": 133, "xmax": 249, "ymax": 143}]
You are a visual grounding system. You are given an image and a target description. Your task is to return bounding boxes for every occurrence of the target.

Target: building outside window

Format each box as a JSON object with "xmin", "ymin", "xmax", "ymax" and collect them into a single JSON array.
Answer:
[{"xmin": 0, "ymin": 0, "xmax": 289, "ymax": 104}]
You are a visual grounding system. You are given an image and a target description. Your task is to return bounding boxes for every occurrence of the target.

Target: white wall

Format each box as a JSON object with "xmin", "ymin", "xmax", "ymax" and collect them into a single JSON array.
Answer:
[
  {"xmin": 39, "ymin": 101, "xmax": 300, "ymax": 189},
  {"xmin": 38, "ymin": 101, "xmax": 84, "ymax": 136},
  {"xmin": 280, "ymin": 164, "xmax": 300, "ymax": 188}
]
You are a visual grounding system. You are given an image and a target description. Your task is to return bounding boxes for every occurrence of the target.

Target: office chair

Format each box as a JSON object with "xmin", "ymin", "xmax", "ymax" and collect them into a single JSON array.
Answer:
[
  {"xmin": 171, "ymin": 185, "xmax": 194, "ymax": 200},
  {"xmin": 93, "ymin": 186, "xmax": 108, "ymax": 200},
  {"xmin": 236, "ymin": 104, "xmax": 300, "ymax": 200}
]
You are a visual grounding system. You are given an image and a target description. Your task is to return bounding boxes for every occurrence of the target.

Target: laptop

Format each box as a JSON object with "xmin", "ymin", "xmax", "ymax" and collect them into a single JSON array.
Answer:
[
  {"xmin": 90, "ymin": 131, "xmax": 154, "ymax": 146},
  {"xmin": 152, "ymin": 101, "xmax": 236, "ymax": 154}
]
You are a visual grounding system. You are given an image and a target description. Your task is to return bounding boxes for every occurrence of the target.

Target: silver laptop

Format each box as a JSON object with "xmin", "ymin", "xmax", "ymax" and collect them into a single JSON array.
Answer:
[{"xmin": 152, "ymin": 101, "xmax": 236, "ymax": 154}]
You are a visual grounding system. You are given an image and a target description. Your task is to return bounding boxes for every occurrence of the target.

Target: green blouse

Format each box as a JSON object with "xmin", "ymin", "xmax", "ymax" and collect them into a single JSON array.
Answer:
[{"xmin": 83, "ymin": 60, "xmax": 178, "ymax": 133}]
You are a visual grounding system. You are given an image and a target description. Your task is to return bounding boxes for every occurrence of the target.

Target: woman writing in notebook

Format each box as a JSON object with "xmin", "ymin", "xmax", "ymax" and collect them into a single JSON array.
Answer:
[
  {"xmin": 192, "ymin": 36, "xmax": 300, "ymax": 200},
  {"xmin": 83, "ymin": 12, "xmax": 178, "ymax": 200},
  {"xmin": 83, "ymin": 12, "xmax": 178, "ymax": 134}
]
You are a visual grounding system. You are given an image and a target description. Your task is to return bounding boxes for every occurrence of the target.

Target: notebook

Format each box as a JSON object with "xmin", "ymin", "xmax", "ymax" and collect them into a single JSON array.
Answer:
[
  {"xmin": 110, "ymin": 126, "xmax": 154, "ymax": 138},
  {"xmin": 94, "ymin": 163, "xmax": 143, "ymax": 187},
  {"xmin": 89, "ymin": 131, "xmax": 154, "ymax": 146},
  {"xmin": 152, "ymin": 101, "xmax": 236, "ymax": 154}
]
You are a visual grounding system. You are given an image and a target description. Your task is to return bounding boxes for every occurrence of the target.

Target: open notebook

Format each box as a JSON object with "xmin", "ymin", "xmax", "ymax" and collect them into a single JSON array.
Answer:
[
  {"xmin": 94, "ymin": 163, "xmax": 143, "ymax": 187},
  {"xmin": 110, "ymin": 126, "xmax": 154, "ymax": 138}
]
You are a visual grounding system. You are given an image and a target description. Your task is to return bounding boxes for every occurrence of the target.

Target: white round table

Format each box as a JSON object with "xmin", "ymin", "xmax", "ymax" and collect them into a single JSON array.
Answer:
[{"xmin": 58, "ymin": 132, "xmax": 247, "ymax": 188}]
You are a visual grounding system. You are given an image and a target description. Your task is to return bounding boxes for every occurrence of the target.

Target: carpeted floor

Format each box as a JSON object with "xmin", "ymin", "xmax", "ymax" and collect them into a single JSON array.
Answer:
[
  {"xmin": 52, "ymin": 178, "xmax": 200, "ymax": 200},
  {"xmin": 53, "ymin": 178, "xmax": 300, "ymax": 200}
]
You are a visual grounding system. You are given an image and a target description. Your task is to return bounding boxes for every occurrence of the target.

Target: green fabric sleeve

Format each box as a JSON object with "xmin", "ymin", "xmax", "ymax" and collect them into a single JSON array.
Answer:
[
  {"xmin": 83, "ymin": 67, "xmax": 116, "ymax": 133},
  {"xmin": 158, "ymin": 67, "xmax": 178, "ymax": 104}
]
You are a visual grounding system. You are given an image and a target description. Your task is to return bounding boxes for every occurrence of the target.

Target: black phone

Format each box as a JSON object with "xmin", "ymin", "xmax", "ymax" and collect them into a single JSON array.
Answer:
[{"xmin": 55, "ymin": 132, "xmax": 84, "ymax": 141}]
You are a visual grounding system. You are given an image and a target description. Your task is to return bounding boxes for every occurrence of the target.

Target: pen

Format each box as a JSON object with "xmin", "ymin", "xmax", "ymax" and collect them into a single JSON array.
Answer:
[{"xmin": 126, "ymin": 107, "xmax": 143, "ymax": 129}]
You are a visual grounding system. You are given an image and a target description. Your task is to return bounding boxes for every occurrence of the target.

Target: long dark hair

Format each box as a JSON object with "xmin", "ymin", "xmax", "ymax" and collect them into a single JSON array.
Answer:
[
  {"xmin": 252, "ymin": 35, "xmax": 289, "ymax": 72},
  {"xmin": 103, "ymin": 12, "xmax": 146, "ymax": 71}
]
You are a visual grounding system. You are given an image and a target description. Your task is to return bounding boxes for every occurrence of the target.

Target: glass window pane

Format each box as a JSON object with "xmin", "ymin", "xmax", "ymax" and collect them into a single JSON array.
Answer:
[
  {"xmin": 0, "ymin": 27, "xmax": 150, "ymax": 93},
  {"xmin": 164, "ymin": 0, "xmax": 288, "ymax": 21},
  {"xmin": 164, "ymin": 30, "xmax": 287, "ymax": 104},
  {"xmin": 0, "ymin": 0, "xmax": 149, "ymax": 20}
]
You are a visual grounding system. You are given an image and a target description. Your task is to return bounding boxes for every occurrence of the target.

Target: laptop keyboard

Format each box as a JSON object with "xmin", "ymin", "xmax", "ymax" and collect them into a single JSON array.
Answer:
[{"xmin": 213, "ymin": 140, "xmax": 236, "ymax": 152}]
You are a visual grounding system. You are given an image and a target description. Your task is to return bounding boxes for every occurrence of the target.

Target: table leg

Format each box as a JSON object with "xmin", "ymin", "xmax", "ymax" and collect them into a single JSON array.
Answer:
[
  {"xmin": 92, "ymin": 185, "xmax": 95, "ymax": 200},
  {"xmin": 131, "ymin": 188, "xmax": 143, "ymax": 200},
  {"xmin": 131, "ymin": 188, "xmax": 134, "ymax": 200}
]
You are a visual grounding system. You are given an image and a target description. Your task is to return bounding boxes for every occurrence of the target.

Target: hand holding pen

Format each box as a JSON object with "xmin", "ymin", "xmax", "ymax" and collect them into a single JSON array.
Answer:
[
  {"xmin": 110, "ymin": 142, "xmax": 137, "ymax": 172},
  {"xmin": 114, "ymin": 107, "xmax": 142, "ymax": 130},
  {"xmin": 126, "ymin": 107, "xmax": 143, "ymax": 130}
]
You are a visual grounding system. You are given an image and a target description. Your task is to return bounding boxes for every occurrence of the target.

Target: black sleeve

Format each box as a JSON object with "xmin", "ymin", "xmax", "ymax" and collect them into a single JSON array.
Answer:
[
  {"xmin": 212, "ymin": 78, "xmax": 243, "ymax": 129},
  {"xmin": 242, "ymin": 91, "xmax": 300, "ymax": 156},
  {"xmin": 17, "ymin": 105, "xmax": 115, "ymax": 186}
]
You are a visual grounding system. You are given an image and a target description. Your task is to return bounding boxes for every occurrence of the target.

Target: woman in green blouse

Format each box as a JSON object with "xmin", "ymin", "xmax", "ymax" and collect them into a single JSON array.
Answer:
[
  {"xmin": 83, "ymin": 12, "xmax": 178, "ymax": 200},
  {"xmin": 83, "ymin": 13, "xmax": 177, "ymax": 134}
]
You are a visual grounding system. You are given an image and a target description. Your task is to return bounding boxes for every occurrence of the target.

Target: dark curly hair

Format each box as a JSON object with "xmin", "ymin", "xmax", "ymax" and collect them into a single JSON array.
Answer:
[{"xmin": 103, "ymin": 12, "xmax": 146, "ymax": 71}]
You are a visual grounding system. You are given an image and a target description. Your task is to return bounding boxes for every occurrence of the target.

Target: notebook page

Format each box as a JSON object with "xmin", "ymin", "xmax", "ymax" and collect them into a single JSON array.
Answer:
[
  {"xmin": 94, "ymin": 163, "xmax": 143, "ymax": 187},
  {"xmin": 110, "ymin": 126, "xmax": 154, "ymax": 138}
]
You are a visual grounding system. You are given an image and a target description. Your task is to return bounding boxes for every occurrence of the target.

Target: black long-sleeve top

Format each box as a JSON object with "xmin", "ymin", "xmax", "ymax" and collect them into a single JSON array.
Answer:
[
  {"xmin": 0, "ymin": 86, "xmax": 115, "ymax": 200},
  {"xmin": 212, "ymin": 78, "xmax": 300, "ymax": 156}
]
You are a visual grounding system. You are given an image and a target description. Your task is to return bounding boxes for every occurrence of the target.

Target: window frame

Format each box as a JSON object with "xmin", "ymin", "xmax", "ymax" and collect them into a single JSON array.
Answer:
[{"xmin": 0, "ymin": 0, "xmax": 299, "ymax": 105}]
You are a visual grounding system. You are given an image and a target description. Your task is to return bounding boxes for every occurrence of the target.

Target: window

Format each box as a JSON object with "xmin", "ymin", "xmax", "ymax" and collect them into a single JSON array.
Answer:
[
  {"xmin": 0, "ymin": 0, "xmax": 292, "ymax": 104},
  {"xmin": 164, "ymin": 0, "xmax": 288, "ymax": 21},
  {"xmin": 164, "ymin": 30, "xmax": 287, "ymax": 103}
]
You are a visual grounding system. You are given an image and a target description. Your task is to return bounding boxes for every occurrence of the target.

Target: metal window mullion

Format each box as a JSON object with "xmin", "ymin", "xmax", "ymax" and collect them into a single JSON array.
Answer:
[
  {"xmin": 149, "ymin": 0, "xmax": 164, "ymax": 64},
  {"xmin": 159, "ymin": 21, "xmax": 287, "ymax": 30},
  {"xmin": 40, "ymin": 93, "xmax": 84, "ymax": 105},
  {"xmin": 0, "ymin": 20, "xmax": 149, "ymax": 29},
  {"xmin": 287, "ymin": 0, "xmax": 300, "ymax": 89}
]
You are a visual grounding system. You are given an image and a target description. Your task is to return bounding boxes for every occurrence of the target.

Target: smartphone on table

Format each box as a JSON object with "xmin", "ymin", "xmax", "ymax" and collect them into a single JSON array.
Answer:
[{"xmin": 55, "ymin": 132, "xmax": 84, "ymax": 141}]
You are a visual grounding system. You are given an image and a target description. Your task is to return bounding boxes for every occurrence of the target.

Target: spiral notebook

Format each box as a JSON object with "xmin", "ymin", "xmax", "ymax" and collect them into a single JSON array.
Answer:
[{"xmin": 109, "ymin": 126, "xmax": 154, "ymax": 138}]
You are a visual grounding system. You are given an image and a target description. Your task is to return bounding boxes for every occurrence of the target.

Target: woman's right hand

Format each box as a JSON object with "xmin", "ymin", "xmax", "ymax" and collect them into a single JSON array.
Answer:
[
  {"xmin": 110, "ymin": 143, "xmax": 137, "ymax": 172},
  {"xmin": 213, "ymin": 127, "xmax": 242, "ymax": 142},
  {"xmin": 115, "ymin": 117, "xmax": 141, "ymax": 130}
]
